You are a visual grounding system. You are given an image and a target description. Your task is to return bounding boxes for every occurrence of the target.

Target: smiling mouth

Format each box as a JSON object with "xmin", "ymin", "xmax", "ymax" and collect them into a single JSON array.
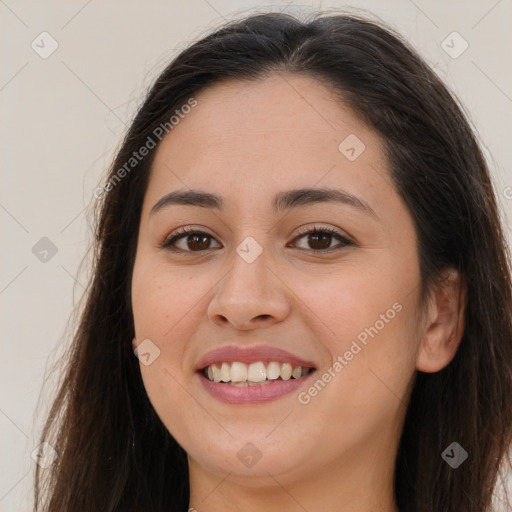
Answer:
[{"xmin": 201, "ymin": 361, "xmax": 316, "ymax": 386}]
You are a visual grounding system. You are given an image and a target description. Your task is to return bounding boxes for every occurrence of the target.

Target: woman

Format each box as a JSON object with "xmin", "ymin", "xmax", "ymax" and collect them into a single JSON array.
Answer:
[{"xmin": 34, "ymin": 11, "xmax": 512, "ymax": 512}]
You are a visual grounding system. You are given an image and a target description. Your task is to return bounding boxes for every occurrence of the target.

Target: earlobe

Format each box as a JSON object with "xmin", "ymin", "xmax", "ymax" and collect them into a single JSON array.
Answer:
[{"xmin": 416, "ymin": 269, "xmax": 466, "ymax": 373}]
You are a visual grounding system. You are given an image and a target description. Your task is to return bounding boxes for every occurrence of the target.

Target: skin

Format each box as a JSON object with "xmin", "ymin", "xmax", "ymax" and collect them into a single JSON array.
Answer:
[{"xmin": 131, "ymin": 73, "xmax": 465, "ymax": 512}]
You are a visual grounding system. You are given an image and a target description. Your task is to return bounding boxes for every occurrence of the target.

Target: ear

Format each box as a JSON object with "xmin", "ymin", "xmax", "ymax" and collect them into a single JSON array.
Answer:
[{"xmin": 416, "ymin": 269, "xmax": 466, "ymax": 373}]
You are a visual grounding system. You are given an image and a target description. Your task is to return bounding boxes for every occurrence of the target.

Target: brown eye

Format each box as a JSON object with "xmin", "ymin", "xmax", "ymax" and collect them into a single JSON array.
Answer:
[
  {"xmin": 291, "ymin": 226, "xmax": 354, "ymax": 253},
  {"xmin": 181, "ymin": 233, "xmax": 212, "ymax": 251},
  {"xmin": 161, "ymin": 225, "xmax": 354, "ymax": 255},
  {"xmin": 162, "ymin": 228, "xmax": 221, "ymax": 253},
  {"xmin": 304, "ymin": 232, "xmax": 333, "ymax": 250}
]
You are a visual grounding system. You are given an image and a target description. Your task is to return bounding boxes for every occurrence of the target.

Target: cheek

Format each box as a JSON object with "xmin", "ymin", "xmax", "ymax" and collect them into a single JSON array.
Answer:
[
  {"xmin": 295, "ymin": 257, "xmax": 415, "ymax": 349},
  {"xmin": 131, "ymin": 257, "xmax": 209, "ymax": 341},
  {"xmin": 131, "ymin": 259, "xmax": 206, "ymax": 441},
  {"xmin": 293, "ymin": 255, "xmax": 419, "ymax": 411},
  {"xmin": 131, "ymin": 259, "xmax": 198, "ymax": 405}
]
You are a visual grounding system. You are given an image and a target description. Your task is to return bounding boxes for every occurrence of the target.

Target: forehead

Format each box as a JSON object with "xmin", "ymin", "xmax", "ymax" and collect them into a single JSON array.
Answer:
[{"xmin": 144, "ymin": 73, "xmax": 393, "ymax": 217}]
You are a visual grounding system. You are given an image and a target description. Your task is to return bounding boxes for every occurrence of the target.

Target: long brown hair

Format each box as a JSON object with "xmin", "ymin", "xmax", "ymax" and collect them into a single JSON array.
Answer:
[{"xmin": 34, "ymin": 11, "xmax": 512, "ymax": 512}]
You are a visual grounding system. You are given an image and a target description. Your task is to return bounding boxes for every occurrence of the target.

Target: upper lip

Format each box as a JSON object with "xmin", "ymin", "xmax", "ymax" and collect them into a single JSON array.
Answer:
[{"xmin": 194, "ymin": 345, "xmax": 318, "ymax": 371}]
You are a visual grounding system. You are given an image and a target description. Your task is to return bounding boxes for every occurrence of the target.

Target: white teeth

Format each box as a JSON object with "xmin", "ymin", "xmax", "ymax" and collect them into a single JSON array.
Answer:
[
  {"xmin": 211, "ymin": 363, "xmax": 222, "ymax": 383},
  {"xmin": 230, "ymin": 362, "xmax": 247, "ymax": 382},
  {"xmin": 220, "ymin": 362, "xmax": 230, "ymax": 382},
  {"xmin": 247, "ymin": 361, "xmax": 267, "ymax": 382},
  {"xmin": 280, "ymin": 363, "xmax": 292, "ymax": 380},
  {"xmin": 203, "ymin": 361, "xmax": 313, "ymax": 383},
  {"xmin": 267, "ymin": 361, "xmax": 280, "ymax": 380}
]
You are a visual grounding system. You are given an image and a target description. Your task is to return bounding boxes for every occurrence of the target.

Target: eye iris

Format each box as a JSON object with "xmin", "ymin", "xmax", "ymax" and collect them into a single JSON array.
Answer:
[
  {"xmin": 169, "ymin": 228, "xmax": 344, "ymax": 252},
  {"xmin": 308, "ymin": 232, "xmax": 332, "ymax": 250},
  {"xmin": 187, "ymin": 233, "xmax": 210, "ymax": 251}
]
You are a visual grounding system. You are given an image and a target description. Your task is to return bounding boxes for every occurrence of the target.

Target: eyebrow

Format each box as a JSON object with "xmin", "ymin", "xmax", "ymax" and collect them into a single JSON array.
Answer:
[{"xmin": 149, "ymin": 187, "xmax": 378, "ymax": 219}]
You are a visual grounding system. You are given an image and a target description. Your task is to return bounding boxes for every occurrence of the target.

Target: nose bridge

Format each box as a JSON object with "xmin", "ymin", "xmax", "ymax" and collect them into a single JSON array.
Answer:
[
  {"xmin": 207, "ymin": 234, "xmax": 290, "ymax": 328},
  {"xmin": 221, "ymin": 234, "xmax": 273, "ymax": 301}
]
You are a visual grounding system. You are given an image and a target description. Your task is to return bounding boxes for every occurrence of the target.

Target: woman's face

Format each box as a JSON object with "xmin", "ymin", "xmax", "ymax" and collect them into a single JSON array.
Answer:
[{"xmin": 131, "ymin": 73, "xmax": 424, "ymax": 492}]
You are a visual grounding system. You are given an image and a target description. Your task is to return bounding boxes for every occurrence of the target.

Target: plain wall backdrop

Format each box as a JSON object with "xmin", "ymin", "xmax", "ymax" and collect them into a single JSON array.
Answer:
[{"xmin": 1, "ymin": 1, "xmax": 511, "ymax": 510}]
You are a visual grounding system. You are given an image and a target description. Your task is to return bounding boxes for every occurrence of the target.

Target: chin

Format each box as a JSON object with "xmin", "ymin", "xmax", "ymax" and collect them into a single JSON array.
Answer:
[{"xmin": 189, "ymin": 436, "xmax": 309, "ymax": 480}]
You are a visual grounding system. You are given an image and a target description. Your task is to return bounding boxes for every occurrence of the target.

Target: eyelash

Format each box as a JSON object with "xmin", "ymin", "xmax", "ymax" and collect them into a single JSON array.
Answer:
[{"xmin": 160, "ymin": 225, "xmax": 355, "ymax": 255}]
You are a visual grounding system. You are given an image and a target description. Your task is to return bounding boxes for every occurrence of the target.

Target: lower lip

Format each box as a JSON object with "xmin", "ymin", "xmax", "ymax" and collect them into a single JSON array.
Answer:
[{"xmin": 197, "ymin": 371, "xmax": 316, "ymax": 404}]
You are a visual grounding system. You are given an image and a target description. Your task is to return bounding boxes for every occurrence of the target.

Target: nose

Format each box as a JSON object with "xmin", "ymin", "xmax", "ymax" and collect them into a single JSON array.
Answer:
[{"xmin": 207, "ymin": 247, "xmax": 291, "ymax": 330}]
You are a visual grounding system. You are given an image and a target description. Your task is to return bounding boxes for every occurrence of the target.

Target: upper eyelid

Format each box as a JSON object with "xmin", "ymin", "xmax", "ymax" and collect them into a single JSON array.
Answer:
[
  {"xmin": 165, "ymin": 224, "xmax": 348, "ymax": 240},
  {"xmin": 162, "ymin": 225, "xmax": 354, "ymax": 250}
]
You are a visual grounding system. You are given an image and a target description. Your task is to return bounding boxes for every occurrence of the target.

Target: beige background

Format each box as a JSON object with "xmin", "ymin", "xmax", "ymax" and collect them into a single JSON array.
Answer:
[{"xmin": 1, "ymin": 1, "xmax": 511, "ymax": 510}]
